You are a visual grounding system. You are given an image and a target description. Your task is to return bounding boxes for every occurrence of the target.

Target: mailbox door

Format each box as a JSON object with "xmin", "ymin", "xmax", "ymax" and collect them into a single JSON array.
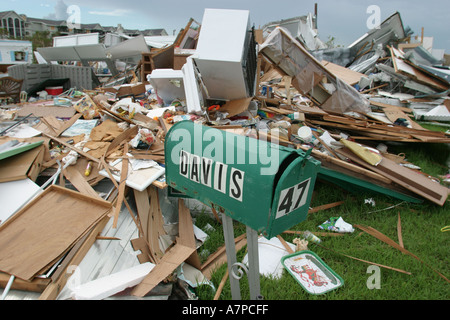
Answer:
[{"xmin": 266, "ymin": 153, "xmax": 321, "ymax": 238}]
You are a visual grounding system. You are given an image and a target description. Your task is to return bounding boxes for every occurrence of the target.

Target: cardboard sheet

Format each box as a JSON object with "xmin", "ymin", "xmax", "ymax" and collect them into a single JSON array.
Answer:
[{"xmin": 0, "ymin": 144, "xmax": 45, "ymax": 183}]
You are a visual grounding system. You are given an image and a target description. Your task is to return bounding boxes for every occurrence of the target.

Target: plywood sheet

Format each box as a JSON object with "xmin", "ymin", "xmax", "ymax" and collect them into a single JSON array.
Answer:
[
  {"xmin": 321, "ymin": 60, "xmax": 364, "ymax": 86},
  {"xmin": 0, "ymin": 185, "xmax": 112, "ymax": 281}
]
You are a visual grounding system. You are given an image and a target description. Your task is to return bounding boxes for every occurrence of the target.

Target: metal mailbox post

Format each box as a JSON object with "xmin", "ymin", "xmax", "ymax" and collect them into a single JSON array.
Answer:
[{"xmin": 165, "ymin": 121, "xmax": 321, "ymax": 299}]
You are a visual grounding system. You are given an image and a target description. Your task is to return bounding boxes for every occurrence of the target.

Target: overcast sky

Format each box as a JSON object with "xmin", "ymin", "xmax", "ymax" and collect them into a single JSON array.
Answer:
[{"xmin": 2, "ymin": 0, "xmax": 449, "ymax": 52}]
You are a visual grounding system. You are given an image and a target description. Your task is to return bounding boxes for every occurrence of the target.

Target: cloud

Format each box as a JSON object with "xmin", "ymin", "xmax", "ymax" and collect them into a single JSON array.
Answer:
[
  {"xmin": 43, "ymin": 0, "xmax": 69, "ymax": 20},
  {"xmin": 88, "ymin": 9, "xmax": 131, "ymax": 17}
]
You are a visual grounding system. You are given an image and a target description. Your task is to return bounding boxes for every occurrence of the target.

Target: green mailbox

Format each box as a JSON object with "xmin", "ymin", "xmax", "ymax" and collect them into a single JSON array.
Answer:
[{"xmin": 165, "ymin": 121, "xmax": 321, "ymax": 239}]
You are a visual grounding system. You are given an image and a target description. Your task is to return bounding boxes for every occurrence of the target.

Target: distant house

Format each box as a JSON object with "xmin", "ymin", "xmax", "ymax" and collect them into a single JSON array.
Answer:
[
  {"xmin": 0, "ymin": 39, "xmax": 33, "ymax": 65},
  {"xmin": 24, "ymin": 17, "xmax": 67, "ymax": 36},
  {"xmin": 77, "ymin": 23, "xmax": 104, "ymax": 34},
  {"xmin": 0, "ymin": 10, "xmax": 168, "ymax": 43},
  {"xmin": 25, "ymin": 18, "xmax": 104, "ymax": 36},
  {"xmin": 141, "ymin": 29, "xmax": 168, "ymax": 37},
  {"xmin": 0, "ymin": 11, "xmax": 26, "ymax": 38}
]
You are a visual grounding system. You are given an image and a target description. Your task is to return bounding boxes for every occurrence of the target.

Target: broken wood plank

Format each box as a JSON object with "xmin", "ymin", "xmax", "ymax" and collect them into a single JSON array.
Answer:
[
  {"xmin": 63, "ymin": 165, "xmax": 102, "ymax": 200},
  {"xmin": 390, "ymin": 46, "xmax": 449, "ymax": 92},
  {"xmin": 397, "ymin": 212, "xmax": 404, "ymax": 248},
  {"xmin": 131, "ymin": 243, "xmax": 196, "ymax": 297},
  {"xmin": 355, "ymin": 224, "xmax": 449, "ymax": 283},
  {"xmin": 134, "ymin": 185, "xmax": 165, "ymax": 263},
  {"xmin": 178, "ymin": 199, "xmax": 201, "ymax": 270},
  {"xmin": 213, "ymin": 269, "xmax": 229, "ymax": 300},
  {"xmin": 316, "ymin": 243, "xmax": 411, "ymax": 275},
  {"xmin": 0, "ymin": 272, "xmax": 50, "ymax": 293},
  {"xmin": 321, "ymin": 60, "xmax": 364, "ymax": 86},
  {"xmin": 337, "ymin": 148, "xmax": 448, "ymax": 206},
  {"xmin": 308, "ymin": 201, "xmax": 345, "ymax": 214},
  {"xmin": 112, "ymin": 144, "xmax": 129, "ymax": 228},
  {"xmin": 277, "ymin": 235, "xmax": 294, "ymax": 254}
]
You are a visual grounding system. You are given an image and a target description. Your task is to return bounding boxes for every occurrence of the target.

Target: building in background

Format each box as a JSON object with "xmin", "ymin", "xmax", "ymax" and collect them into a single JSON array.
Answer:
[
  {"xmin": 0, "ymin": 11, "xmax": 26, "ymax": 39},
  {"xmin": 0, "ymin": 10, "xmax": 167, "ymax": 39}
]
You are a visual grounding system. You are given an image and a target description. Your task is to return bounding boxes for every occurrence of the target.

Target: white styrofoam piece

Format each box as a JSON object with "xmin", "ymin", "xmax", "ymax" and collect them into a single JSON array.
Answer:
[
  {"xmin": 71, "ymin": 262, "xmax": 155, "ymax": 300},
  {"xmin": 0, "ymin": 178, "xmax": 42, "ymax": 225},
  {"xmin": 242, "ymin": 237, "xmax": 295, "ymax": 279}
]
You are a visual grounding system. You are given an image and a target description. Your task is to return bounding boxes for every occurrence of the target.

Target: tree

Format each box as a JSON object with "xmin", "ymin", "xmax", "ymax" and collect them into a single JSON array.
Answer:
[
  {"xmin": 28, "ymin": 31, "xmax": 53, "ymax": 50},
  {"xmin": 0, "ymin": 28, "xmax": 8, "ymax": 39},
  {"xmin": 325, "ymin": 36, "xmax": 342, "ymax": 49},
  {"xmin": 26, "ymin": 31, "xmax": 54, "ymax": 63}
]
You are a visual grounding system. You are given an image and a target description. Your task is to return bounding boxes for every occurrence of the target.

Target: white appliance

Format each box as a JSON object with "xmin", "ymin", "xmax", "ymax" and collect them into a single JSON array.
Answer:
[
  {"xmin": 194, "ymin": 8, "xmax": 257, "ymax": 101},
  {"xmin": 148, "ymin": 56, "xmax": 206, "ymax": 115}
]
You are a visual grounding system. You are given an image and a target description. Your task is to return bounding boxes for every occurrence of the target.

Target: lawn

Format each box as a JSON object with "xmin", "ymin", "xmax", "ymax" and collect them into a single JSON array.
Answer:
[{"xmin": 192, "ymin": 142, "xmax": 449, "ymax": 300}]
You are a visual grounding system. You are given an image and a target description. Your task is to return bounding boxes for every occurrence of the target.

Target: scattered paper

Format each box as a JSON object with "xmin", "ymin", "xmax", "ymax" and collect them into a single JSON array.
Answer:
[{"xmin": 318, "ymin": 216, "xmax": 354, "ymax": 233}]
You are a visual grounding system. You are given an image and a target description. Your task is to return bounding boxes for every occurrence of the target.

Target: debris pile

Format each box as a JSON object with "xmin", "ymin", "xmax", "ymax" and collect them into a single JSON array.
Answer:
[{"xmin": 0, "ymin": 8, "xmax": 448, "ymax": 300}]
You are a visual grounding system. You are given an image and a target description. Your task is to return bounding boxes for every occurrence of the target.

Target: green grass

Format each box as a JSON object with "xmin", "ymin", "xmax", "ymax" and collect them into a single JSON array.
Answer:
[{"xmin": 191, "ymin": 142, "xmax": 450, "ymax": 300}]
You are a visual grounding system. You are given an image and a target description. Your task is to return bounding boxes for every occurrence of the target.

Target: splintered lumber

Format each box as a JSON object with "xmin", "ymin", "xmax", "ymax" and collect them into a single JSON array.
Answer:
[
  {"xmin": 103, "ymin": 125, "xmax": 139, "ymax": 159},
  {"xmin": 178, "ymin": 199, "xmax": 202, "ymax": 269},
  {"xmin": 315, "ymin": 243, "xmax": 411, "ymax": 275},
  {"xmin": 307, "ymin": 114, "xmax": 450, "ymax": 143},
  {"xmin": 0, "ymin": 272, "xmax": 50, "ymax": 293},
  {"xmin": 131, "ymin": 199, "xmax": 203, "ymax": 297},
  {"xmin": 397, "ymin": 212, "xmax": 404, "ymax": 249},
  {"xmin": 133, "ymin": 185, "xmax": 166, "ymax": 263},
  {"xmin": 131, "ymin": 244, "xmax": 196, "ymax": 297},
  {"xmin": 213, "ymin": 269, "xmax": 229, "ymax": 300},
  {"xmin": 39, "ymin": 131, "xmax": 115, "ymax": 171},
  {"xmin": 113, "ymin": 144, "xmax": 129, "ymax": 228},
  {"xmin": 340, "ymin": 139, "xmax": 382, "ymax": 166},
  {"xmin": 390, "ymin": 46, "xmax": 449, "ymax": 92},
  {"xmin": 308, "ymin": 201, "xmax": 345, "ymax": 214},
  {"xmin": 355, "ymin": 224, "xmax": 449, "ymax": 283},
  {"xmin": 337, "ymin": 148, "xmax": 448, "ymax": 206},
  {"xmin": 63, "ymin": 165, "xmax": 103, "ymax": 200},
  {"xmin": 321, "ymin": 60, "xmax": 364, "ymax": 86},
  {"xmin": 296, "ymin": 143, "xmax": 393, "ymax": 186},
  {"xmin": 0, "ymin": 185, "xmax": 112, "ymax": 281}
]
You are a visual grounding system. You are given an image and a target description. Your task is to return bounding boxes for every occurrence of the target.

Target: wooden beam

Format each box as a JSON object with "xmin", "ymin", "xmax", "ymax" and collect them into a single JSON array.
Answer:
[{"xmin": 178, "ymin": 199, "xmax": 201, "ymax": 269}]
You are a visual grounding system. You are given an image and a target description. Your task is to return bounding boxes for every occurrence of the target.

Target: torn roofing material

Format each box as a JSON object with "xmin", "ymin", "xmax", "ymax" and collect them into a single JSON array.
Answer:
[
  {"xmin": 259, "ymin": 26, "xmax": 370, "ymax": 115},
  {"xmin": 262, "ymin": 13, "xmax": 328, "ymax": 51},
  {"xmin": 348, "ymin": 11, "xmax": 408, "ymax": 52}
]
